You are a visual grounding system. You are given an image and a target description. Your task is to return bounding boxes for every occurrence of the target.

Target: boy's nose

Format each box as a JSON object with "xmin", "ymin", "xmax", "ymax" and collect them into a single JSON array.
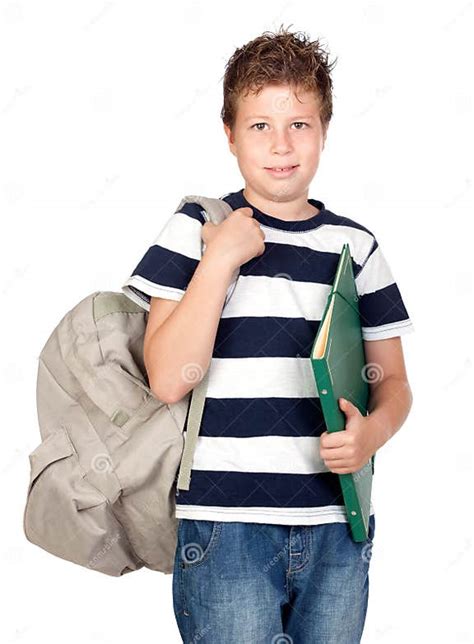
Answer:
[
  {"xmin": 269, "ymin": 130, "xmax": 293, "ymax": 154},
  {"xmin": 270, "ymin": 140, "xmax": 293, "ymax": 155}
]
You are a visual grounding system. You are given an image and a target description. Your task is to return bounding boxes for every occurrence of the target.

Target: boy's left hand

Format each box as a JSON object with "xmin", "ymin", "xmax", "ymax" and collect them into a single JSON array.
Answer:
[{"xmin": 319, "ymin": 397, "xmax": 376, "ymax": 474}]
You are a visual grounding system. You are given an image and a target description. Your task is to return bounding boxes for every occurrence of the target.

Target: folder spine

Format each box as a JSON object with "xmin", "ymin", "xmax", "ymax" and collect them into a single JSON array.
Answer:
[{"xmin": 311, "ymin": 358, "xmax": 344, "ymax": 434}]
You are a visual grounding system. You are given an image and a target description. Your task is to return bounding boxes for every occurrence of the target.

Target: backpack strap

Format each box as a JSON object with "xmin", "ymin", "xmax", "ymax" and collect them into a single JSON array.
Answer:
[
  {"xmin": 175, "ymin": 195, "xmax": 236, "ymax": 492},
  {"xmin": 176, "ymin": 368, "xmax": 210, "ymax": 492}
]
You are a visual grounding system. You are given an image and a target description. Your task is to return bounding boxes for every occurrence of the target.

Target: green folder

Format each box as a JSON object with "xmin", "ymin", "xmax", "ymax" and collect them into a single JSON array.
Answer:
[{"xmin": 310, "ymin": 243, "xmax": 375, "ymax": 542}]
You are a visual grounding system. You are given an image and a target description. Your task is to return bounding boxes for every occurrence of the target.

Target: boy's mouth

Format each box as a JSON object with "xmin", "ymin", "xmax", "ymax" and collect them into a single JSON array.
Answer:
[{"xmin": 265, "ymin": 165, "xmax": 299, "ymax": 177}]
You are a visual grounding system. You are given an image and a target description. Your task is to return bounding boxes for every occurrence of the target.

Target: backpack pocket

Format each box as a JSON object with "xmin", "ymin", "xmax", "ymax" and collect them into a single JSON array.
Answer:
[
  {"xmin": 23, "ymin": 425, "xmax": 143, "ymax": 576},
  {"xmin": 108, "ymin": 362, "xmax": 153, "ymax": 397}
]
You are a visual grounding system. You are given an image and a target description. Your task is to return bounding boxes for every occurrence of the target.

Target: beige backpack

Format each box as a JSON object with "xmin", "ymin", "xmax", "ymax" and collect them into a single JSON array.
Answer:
[{"xmin": 23, "ymin": 195, "xmax": 236, "ymax": 576}]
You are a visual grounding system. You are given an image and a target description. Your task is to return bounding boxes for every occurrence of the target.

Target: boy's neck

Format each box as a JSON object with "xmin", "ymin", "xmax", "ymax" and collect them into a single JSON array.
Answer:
[{"xmin": 243, "ymin": 186, "xmax": 320, "ymax": 222}]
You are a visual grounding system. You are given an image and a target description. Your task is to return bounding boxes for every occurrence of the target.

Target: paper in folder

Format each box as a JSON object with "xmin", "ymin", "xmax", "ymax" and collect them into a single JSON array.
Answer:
[{"xmin": 310, "ymin": 243, "xmax": 375, "ymax": 543}]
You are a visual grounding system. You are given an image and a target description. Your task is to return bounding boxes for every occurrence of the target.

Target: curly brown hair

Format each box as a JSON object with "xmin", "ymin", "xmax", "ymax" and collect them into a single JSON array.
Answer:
[{"xmin": 220, "ymin": 24, "xmax": 337, "ymax": 136}]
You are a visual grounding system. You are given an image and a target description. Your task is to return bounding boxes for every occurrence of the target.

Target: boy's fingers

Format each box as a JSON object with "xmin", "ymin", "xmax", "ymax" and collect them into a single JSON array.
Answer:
[
  {"xmin": 233, "ymin": 206, "xmax": 254, "ymax": 217},
  {"xmin": 320, "ymin": 431, "xmax": 345, "ymax": 449}
]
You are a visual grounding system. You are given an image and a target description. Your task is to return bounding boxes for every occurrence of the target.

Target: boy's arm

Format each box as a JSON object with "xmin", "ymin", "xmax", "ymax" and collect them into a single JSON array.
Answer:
[
  {"xmin": 363, "ymin": 336, "xmax": 413, "ymax": 452},
  {"xmin": 144, "ymin": 250, "xmax": 235, "ymax": 404},
  {"xmin": 143, "ymin": 205, "xmax": 263, "ymax": 404}
]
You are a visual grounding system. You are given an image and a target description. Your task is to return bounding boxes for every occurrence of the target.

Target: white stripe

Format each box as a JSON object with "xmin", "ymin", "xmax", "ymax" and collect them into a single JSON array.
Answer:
[
  {"xmin": 121, "ymin": 277, "xmax": 184, "ymax": 310},
  {"xmin": 355, "ymin": 245, "xmax": 395, "ymax": 295},
  {"xmin": 175, "ymin": 503, "xmax": 375, "ymax": 525},
  {"xmin": 151, "ymin": 210, "xmax": 203, "ymax": 260},
  {"xmin": 222, "ymin": 274, "xmax": 332, "ymax": 321},
  {"xmin": 259, "ymin": 223, "xmax": 374, "ymax": 267},
  {"xmin": 362, "ymin": 319, "xmax": 415, "ymax": 340},
  {"xmin": 206, "ymin": 357, "xmax": 318, "ymax": 398},
  {"xmin": 187, "ymin": 433, "xmax": 331, "ymax": 474},
  {"xmin": 151, "ymin": 214, "xmax": 374, "ymax": 267}
]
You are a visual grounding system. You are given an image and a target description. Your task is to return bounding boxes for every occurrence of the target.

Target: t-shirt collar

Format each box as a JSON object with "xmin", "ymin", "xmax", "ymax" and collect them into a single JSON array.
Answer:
[{"xmin": 221, "ymin": 188, "xmax": 331, "ymax": 232}]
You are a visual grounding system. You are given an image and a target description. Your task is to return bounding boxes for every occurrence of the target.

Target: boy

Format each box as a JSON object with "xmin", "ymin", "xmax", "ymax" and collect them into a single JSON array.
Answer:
[{"xmin": 122, "ymin": 26, "xmax": 414, "ymax": 644}]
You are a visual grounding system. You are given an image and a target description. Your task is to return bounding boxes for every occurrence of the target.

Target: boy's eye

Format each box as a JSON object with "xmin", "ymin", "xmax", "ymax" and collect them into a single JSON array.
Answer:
[
  {"xmin": 251, "ymin": 122, "xmax": 309, "ymax": 131},
  {"xmin": 292, "ymin": 122, "xmax": 309, "ymax": 130}
]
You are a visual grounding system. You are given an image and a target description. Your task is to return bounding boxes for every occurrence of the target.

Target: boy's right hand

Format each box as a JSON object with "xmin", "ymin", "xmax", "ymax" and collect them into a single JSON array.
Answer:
[{"xmin": 201, "ymin": 207, "xmax": 265, "ymax": 271}]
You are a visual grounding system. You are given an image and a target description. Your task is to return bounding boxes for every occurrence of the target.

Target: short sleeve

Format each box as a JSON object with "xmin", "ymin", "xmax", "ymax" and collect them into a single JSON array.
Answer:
[
  {"xmin": 121, "ymin": 201, "xmax": 206, "ymax": 311},
  {"xmin": 355, "ymin": 236, "xmax": 415, "ymax": 341}
]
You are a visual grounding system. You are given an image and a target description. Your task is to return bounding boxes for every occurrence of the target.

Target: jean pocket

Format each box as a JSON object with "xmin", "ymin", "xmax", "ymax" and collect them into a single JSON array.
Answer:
[{"xmin": 177, "ymin": 519, "xmax": 223, "ymax": 569}]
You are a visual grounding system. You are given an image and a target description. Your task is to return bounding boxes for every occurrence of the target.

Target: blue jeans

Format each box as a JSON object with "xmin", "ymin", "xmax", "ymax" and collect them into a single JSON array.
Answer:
[{"xmin": 172, "ymin": 515, "xmax": 375, "ymax": 643}]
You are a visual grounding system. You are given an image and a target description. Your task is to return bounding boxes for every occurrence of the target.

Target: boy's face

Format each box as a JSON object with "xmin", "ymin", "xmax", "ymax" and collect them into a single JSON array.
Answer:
[{"xmin": 223, "ymin": 83, "xmax": 327, "ymax": 204}]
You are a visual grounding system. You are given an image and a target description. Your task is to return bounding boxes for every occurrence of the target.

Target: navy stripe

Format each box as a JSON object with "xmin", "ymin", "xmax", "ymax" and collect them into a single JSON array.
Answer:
[
  {"xmin": 178, "ymin": 201, "xmax": 207, "ymax": 224},
  {"xmin": 358, "ymin": 282, "xmax": 410, "ymax": 328},
  {"xmin": 214, "ymin": 317, "xmax": 320, "ymax": 358},
  {"xmin": 131, "ymin": 245, "xmax": 199, "ymax": 293},
  {"xmin": 240, "ymin": 242, "xmax": 363, "ymax": 285},
  {"xmin": 197, "ymin": 397, "xmax": 327, "ymax": 438},
  {"xmin": 176, "ymin": 470, "xmax": 345, "ymax": 508}
]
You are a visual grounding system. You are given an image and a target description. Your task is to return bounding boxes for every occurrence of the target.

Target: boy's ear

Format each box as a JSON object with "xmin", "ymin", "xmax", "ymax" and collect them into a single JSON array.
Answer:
[{"xmin": 223, "ymin": 123, "xmax": 237, "ymax": 157}]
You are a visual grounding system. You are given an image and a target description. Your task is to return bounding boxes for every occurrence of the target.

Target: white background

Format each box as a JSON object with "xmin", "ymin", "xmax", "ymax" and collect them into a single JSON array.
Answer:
[{"xmin": 1, "ymin": 1, "xmax": 472, "ymax": 642}]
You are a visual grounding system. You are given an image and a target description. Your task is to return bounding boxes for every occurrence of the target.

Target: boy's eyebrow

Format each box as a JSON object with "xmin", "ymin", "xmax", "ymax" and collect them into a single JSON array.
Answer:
[{"xmin": 244, "ymin": 114, "xmax": 316, "ymax": 122}]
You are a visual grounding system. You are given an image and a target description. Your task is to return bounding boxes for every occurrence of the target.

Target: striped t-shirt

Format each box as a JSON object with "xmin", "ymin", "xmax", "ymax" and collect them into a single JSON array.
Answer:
[{"xmin": 121, "ymin": 187, "xmax": 414, "ymax": 526}]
